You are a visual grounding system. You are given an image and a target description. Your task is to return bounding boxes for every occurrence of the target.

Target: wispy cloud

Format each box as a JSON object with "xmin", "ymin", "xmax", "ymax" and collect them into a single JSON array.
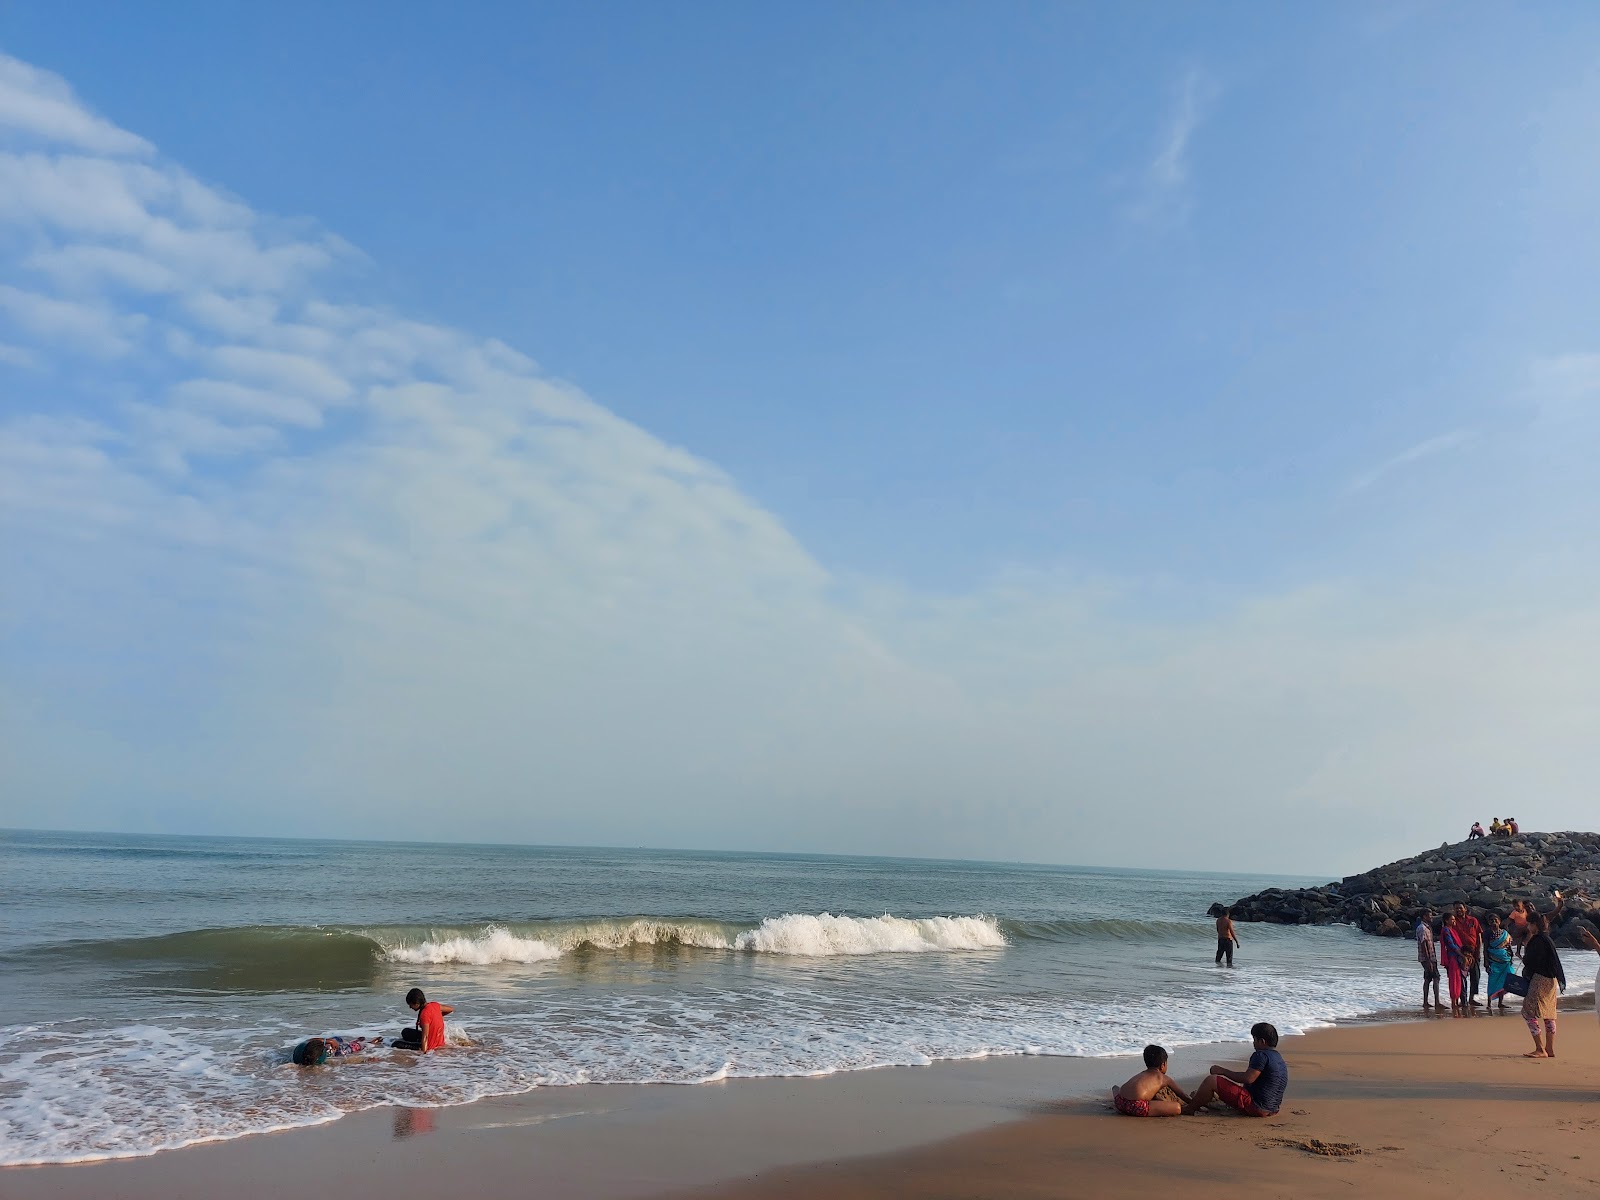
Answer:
[
  {"xmin": 1527, "ymin": 352, "xmax": 1600, "ymax": 423},
  {"xmin": 0, "ymin": 55, "xmax": 153, "ymax": 156},
  {"xmin": 1, "ymin": 53, "xmax": 1597, "ymax": 874},
  {"xmin": 1130, "ymin": 67, "xmax": 1217, "ymax": 226},
  {"xmin": 1346, "ymin": 429, "xmax": 1478, "ymax": 493}
]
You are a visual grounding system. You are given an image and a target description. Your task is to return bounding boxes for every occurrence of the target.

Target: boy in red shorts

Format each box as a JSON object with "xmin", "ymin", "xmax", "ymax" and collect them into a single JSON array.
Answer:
[
  {"xmin": 1183, "ymin": 1022, "xmax": 1287, "ymax": 1117},
  {"xmin": 1110, "ymin": 1044, "xmax": 1195, "ymax": 1116}
]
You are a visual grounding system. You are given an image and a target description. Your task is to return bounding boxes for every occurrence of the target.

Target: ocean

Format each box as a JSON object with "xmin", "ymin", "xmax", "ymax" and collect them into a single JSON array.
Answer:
[{"xmin": 0, "ymin": 829, "xmax": 1424, "ymax": 1165}]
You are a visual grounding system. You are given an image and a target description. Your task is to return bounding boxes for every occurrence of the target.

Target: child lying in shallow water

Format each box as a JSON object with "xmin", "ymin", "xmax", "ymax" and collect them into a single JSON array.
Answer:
[
  {"xmin": 1111, "ymin": 1044, "xmax": 1193, "ymax": 1116},
  {"xmin": 291, "ymin": 1035, "xmax": 384, "ymax": 1066}
]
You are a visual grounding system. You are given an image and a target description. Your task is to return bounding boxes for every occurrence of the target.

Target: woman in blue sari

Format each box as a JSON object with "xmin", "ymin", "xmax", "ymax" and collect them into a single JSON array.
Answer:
[{"xmin": 1483, "ymin": 912, "xmax": 1513, "ymax": 1014}]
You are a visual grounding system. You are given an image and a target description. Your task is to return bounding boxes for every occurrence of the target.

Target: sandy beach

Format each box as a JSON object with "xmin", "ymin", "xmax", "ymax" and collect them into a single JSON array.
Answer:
[{"xmin": 7, "ymin": 1000, "xmax": 1597, "ymax": 1199}]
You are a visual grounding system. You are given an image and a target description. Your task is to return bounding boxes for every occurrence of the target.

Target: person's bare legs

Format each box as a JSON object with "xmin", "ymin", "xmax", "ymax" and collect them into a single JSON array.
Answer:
[
  {"xmin": 1112, "ymin": 1085, "xmax": 1186, "ymax": 1117},
  {"xmin": 1183, "ymin": 1074, "xmax": 1219, "ymax": 1114},
  {"xmin": 1546, "ymin": 1021, "xmax": 1557, "ymax": 1059},
  {"xmin": 1524, "ymin": 1012, "xmax": 1548, "ymax": 1057}
]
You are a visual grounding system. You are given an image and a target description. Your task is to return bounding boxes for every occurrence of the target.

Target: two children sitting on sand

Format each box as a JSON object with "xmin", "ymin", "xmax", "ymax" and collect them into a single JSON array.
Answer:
[
  {"xmin": 1112, "ymin": 1023, "xmax": 1288, "ymax": 1118},
  {"xmin": 292, "ymin": 987, "xmax": 455, "ymax": 1067}
]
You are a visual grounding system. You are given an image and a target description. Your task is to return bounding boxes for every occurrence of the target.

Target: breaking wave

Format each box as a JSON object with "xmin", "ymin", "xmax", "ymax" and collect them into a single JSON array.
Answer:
[{"xmin": 19, "ymin": 913, "xmax": 1011, "ymax": 977}]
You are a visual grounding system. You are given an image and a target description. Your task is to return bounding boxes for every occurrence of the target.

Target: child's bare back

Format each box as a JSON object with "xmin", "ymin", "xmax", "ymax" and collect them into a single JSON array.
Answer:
[{"xmin": 1111, "ymin": 1046, "xmax": 1191, "ymax": 1117}]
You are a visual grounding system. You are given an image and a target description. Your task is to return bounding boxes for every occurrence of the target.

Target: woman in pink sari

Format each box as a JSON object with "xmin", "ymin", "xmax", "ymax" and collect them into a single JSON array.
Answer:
[{"xmin": 1439, "ymin": 913, "xmax": 1468, "ymax": 1018}]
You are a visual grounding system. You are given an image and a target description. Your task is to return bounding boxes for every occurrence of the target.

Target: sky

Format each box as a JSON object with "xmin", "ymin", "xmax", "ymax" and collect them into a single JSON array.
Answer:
[{"xmin": 0, "ymin": 3, "xmax": 1597, "ymax": 877}]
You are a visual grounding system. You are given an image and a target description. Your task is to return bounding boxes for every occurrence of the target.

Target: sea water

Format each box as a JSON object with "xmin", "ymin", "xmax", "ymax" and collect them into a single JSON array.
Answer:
[{"xmin": 0, "ymin": 830, "xmax": 1423, "ymax": 1164}]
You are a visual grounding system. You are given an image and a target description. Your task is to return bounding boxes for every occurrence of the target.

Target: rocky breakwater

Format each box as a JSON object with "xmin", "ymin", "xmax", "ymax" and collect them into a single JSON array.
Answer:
[{"xmin": 1217, "ymin": 831, "xmax": 1600, "ymax": 942}]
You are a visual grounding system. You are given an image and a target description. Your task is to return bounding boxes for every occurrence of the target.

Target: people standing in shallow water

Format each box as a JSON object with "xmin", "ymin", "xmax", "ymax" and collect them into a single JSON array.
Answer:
[
  {"xmin": 1454, "ymin": 902, "xmax": 1484, "ymax": 1010},
  {"xmin": 1440, "ymin": 913, "xmax": 1468, "ymax": 1018},
  {"xmin": 1111, "ymin": 1044, "xmax": 1194, "ymax": 1117},
  {"xmin": 1184, "ymin": 1022, "xmax": 1288, "ymax": 1117},
  {"xmin": 1483, "ymin": 913, "xmax": 1513, "ymax": 1014},
  {"xmin": 1214, "ymin": 907, "xmax": 1241, "ymax": 968},
  {"xmin": 1507, "ymin": 900, "xmax": 1531, "ymax": 957},
  {"xmin": 1416, "ymin": 909, "xmax": 1441, "ymax": 1013}
]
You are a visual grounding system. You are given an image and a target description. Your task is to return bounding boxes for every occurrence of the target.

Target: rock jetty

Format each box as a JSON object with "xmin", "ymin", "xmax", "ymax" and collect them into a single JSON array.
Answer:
[{"xmin": 1217, "ymin": 831, "xmax": 1600, "ymax": 943}]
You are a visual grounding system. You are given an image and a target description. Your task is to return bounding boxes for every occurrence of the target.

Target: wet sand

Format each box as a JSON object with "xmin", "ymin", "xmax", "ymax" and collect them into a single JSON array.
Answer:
[
  {"xmin": 685, "ymin": 999, "xmax": 1600, "ymax": 1200},
  {"xmin": 5, "ymin": 1003, "xmax": 1596, "ymax": 1199}
]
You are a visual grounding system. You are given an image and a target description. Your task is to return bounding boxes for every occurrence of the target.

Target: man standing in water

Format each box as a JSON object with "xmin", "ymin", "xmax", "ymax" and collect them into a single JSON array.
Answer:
[{"xmin": 1215, "ymin": 907, "xmax": 1241, "ymax": 968}]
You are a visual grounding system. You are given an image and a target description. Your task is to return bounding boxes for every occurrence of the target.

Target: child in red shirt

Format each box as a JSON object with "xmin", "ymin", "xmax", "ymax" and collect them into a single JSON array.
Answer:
[{"xmin": 397, "ymin": 987, "xmax": 454, "ymax": 1052}]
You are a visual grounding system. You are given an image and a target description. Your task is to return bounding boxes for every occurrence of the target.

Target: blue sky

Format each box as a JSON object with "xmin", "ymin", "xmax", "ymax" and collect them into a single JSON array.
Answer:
[{"xmin": 1, "ymin": 4, "xmax": 1597, "ymax": 874}]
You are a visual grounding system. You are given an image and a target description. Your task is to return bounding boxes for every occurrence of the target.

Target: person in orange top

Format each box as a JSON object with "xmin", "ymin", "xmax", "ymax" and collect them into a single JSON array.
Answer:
[
  {"xmin": 397, "ymin": 987, "xmax": 454, "ymax": 1052},
  {"xmin": 1453, "ymin": 902, "xmax": 1484, "ymax": 1009}
]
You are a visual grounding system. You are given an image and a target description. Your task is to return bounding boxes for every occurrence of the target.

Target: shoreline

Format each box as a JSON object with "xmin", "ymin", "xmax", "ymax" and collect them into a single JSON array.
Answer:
[
  {"xmin": 683, "ymin": 1000, "xmax": 1600, "ymax": 1199},
  {"xmin": 9, "ymin": 993, "xmax": 1598, "ymax": 1198}
]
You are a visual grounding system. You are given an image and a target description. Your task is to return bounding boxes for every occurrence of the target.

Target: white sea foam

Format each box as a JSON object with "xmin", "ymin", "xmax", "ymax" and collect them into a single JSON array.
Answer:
[
  {"xmin": 0, "ymin": 939, "xmax": 1433, "ymax": 1167},
  {"xmin": 385, "ymin": 928, "xmax": 563, "ymax": 965},
  {"xmin": 375, "ymin": 915, "xmax": 1005, "ymax": 964},
  {"xmin": 733, "ymin": 913, "xmax": 1007, "ymax": 955}
]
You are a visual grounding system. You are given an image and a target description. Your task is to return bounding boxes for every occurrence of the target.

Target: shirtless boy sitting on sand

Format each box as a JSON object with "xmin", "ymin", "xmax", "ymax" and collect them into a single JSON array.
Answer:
[{"xmin": 1111, "ymin": 1044, "xmax": 1194, "ymax": 1117}]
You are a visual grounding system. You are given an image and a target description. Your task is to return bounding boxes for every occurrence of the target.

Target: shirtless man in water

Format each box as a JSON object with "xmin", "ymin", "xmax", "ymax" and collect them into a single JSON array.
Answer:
[
  {"xmin": 1111, "ymin": 1044, "xmax": 1194, "ymax": 1117},
  {"xmin": 1216, "ymin": 907, "xmax": 1241, "ymax": 968}
]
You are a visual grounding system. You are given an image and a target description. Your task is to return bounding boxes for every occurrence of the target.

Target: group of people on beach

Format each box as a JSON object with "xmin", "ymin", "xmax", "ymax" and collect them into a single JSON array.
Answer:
[
  {"xmin": 1467, "ymin": 817, "xmax": 1520, "ymax": 840},
  {"xmin": 1415, "ymin": 896, "xmax": 1600, "ymax": 1060},
  {"xmin": 291, "ymin": 988, "xmax": 454, "ymax": 1067},
  {"xmin": 1111, "ymin": 1023, "xmax": 1288, "ymax": 1119}
]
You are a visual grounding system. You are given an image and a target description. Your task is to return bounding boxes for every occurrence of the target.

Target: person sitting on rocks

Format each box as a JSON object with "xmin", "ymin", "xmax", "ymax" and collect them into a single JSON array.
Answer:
[
  {"xmin": 1468, "ymin": 821, "xmax": 1485, "ymax": 840},
  {"xmin": 1506, "ymin": 817, "xmax": 1520, "ymax": 836},
  {"xmin": 1490, "ymin": 817, "xmax": 1506, "ymax": 837}
]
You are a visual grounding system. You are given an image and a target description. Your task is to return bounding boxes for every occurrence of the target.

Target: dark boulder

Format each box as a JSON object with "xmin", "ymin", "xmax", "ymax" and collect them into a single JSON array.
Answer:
[{"xmin": 1220, "ymin": 831, "xmax": 1600, "ymax": 938}]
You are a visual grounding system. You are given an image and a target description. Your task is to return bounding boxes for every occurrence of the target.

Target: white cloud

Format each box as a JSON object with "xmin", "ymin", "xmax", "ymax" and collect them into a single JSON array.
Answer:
[
  {"xmin": 1131, "ymin": 67, "xmax": 1217, "ymax": 226},
  {"xmin": 208, "ymin": 345, "xmax": 353, "ymax": 405},
  {"xmin": 1346, "ymin": 428, "xmax": 1478, "ymax": 493},
  {"xmin": 25, "ymin": 243, "xmax": 181, "ymax": 294},
  {"xmin": 0, "ymin": 53, "xmax": 1596, "ymax": 876},
  {"xmin": 0, "ymin": 54, "xmax": 153, "ymax": 156},
  {"xmin": 0, "ymin": 283, "xmax": 144, "ymax": 355},
  {"xmin": 1528, "ymin": 352, "xmax": 1600, "ymax": 423},
  {"xmin": 170, "ymin": 378, "xmax": 325, "ymax": 429}
]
